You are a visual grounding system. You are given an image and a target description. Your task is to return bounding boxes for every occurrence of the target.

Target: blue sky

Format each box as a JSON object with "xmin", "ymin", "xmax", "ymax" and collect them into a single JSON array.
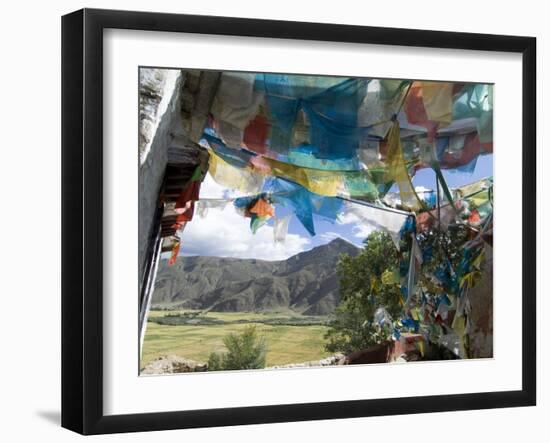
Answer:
[
  {"xmin": 174, "ymin": 153, "xmax": 492, "ymax": 261},
  {"xmin": 413, "ymin": 153, "xmax": 492, "ymax": 189}
]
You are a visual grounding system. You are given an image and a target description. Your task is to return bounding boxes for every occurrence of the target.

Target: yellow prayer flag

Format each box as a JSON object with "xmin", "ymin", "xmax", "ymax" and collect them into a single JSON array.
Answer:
[
  {"xmin": 385, "ymin": 121, "xmax": 423, "ymax": 211},
  {"xmin": 208, "ymin": 150, "xmax": 264, "ymax": 194},
  {"xmin": 421, "ymin": 81, "xmax": 453, "ymax": 125},
  {"xmin": 264, "ymin": 157, "xmax": 344, "ymax": 197}
]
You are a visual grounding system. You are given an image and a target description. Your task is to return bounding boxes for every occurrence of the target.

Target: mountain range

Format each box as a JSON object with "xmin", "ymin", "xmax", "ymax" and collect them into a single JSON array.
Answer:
[{"xmin": 151, "ymin": 238, "xmax": 360, "ymax": 315}]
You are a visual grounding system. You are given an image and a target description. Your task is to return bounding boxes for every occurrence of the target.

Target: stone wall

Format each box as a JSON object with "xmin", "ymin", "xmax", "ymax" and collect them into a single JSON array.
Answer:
[
  {"xmin": 468, "ymin": 244, "xmax": 494, "ymax": 358},
  {"xmin": 138, "ymin": 68, "xmax": 221, "ymax": 288},
  {"xmin": 138, "ymin": 69, "xmax": 184, "ymax": 283}
]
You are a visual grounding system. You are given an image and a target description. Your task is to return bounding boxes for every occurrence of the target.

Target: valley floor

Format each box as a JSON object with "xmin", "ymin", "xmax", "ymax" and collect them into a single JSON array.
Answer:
[{"xmin": 141, "ymin": 310, "xmax": 331, "ymax": 370}]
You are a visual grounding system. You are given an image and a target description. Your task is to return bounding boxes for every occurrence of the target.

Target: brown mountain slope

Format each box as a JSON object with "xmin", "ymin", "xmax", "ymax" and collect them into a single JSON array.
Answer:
[{"xmin": 151, "ymin": 237, "xmax": 359, "ymax": 315}]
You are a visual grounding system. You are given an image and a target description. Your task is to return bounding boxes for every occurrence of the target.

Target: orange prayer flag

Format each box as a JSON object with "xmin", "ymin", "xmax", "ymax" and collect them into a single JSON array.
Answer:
[
  {"xmin": 168, "ymin": 241, "xmax": 181, "ymax": 266},
  {"xmin": 249, "ymin": 198, "xmax": 274, "ymax": 217},
  {"xmin": 468, "ymin": 208, "xmax": 481, "ymax": 225}
]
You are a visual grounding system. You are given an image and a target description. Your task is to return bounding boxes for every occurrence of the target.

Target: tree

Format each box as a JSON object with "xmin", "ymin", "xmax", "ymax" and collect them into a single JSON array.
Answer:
[
  {"xmin": 325, "ymin": 231, "xmax": 402, "ymax": 355},
  {"xmin": 325, "ymin": 224, "xmax": 475, "ymax": 356},
  {"xmin": 208, "ymin": 325, "xmax": 267, "ymax": 371}
]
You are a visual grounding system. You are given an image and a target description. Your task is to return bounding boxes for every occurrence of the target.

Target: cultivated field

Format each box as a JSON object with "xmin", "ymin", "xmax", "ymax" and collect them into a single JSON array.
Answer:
[{"xmin": 141, "ymin": 310, "xmax": 331, "ymax": 369}]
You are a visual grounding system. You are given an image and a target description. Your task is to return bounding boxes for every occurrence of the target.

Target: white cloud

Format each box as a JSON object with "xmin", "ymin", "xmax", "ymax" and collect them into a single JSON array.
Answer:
[
  {"xmin": 350, "ymin": 224, "xmax": 376, "ymax": 239},
  {"xmin": 336, "ymin": 207, "xmax": 375, "ymax": 239},
  {"xmin": 177, "ymin": 203, "xmax": 311, "ymax": 261},
  {"xmin": 199, "ymin": 174, "xmax": 222, "ymax": 197},
  {"xmin": 318, "ymin": 231, "xmax": 344, "ymax": 242},
  {"xmin": 337, "ymin": 210, "xmax": 360, "ymax": 225}
]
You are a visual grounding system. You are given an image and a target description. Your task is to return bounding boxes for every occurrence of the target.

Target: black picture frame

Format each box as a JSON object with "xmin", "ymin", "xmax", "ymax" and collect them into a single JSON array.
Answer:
[{"xmin": 61, "ymin": 8, "xmax": 537, "ymax": 435}]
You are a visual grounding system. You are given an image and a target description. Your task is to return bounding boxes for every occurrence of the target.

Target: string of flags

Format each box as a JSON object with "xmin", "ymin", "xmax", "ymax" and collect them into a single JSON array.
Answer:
[{"xmin": 166, "ymin": 73, "xmax": 494, "ymax": 357}]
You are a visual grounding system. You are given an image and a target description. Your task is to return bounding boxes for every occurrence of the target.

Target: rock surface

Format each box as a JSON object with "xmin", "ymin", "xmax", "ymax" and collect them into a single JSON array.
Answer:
[
  {"xmin": 267, "ymin": 354, "xmax": 344, "ymax": 369},
  {"xmin": 141, "ymin": 355, "xmax": 207, "ymax": 375},
  {"xmin": 139, "ymin": 69, "xmax": 181, "ymax": 164},
  {"xmin": 141, "ymin": 354, "xmax": 343, "ymax": 374}
]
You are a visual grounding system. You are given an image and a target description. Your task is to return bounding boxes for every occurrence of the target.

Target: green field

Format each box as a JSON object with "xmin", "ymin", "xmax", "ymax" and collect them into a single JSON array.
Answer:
[{"xmin": 141, "ymin": 310, "xmax": 331, "ymax": 369}]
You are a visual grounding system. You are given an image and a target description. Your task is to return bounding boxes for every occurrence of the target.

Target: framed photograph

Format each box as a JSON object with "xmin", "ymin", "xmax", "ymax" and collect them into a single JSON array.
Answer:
[{"xmin": 61, "ymin": 8, "xmax": 536, "ymax": 435}]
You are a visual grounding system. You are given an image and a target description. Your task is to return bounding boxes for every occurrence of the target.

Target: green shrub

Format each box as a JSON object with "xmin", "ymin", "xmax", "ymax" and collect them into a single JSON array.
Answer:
[
  {"xmin": 207, "ymin": 351, "xmax": 223, "ymax": 371},
  {"xmin": 207, "ymin": 325, "xmax": 267, "ymax": 371}
]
